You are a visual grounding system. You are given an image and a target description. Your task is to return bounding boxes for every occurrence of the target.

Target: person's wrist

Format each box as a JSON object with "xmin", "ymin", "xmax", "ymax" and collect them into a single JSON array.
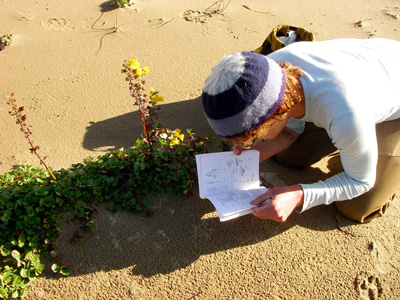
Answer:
[{"xmin": 294, "ymin": 184, "xmax": 304, "ymax": 207}]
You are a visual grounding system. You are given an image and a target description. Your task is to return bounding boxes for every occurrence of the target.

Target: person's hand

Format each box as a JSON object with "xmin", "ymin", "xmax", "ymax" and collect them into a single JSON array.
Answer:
[
  {"xmin": 232, "ymin": 144, "xmax": 244, "ymax": 156},
  {"xmin": 251, "ymin": 185, "xmax": 304, "ymax": 222}
]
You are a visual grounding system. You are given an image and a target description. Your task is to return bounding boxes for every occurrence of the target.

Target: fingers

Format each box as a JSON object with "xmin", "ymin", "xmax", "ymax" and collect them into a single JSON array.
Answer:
[
  {"xmin": 252, "ymin": 202, "xmax": 271, "ymax": 215},
  {"xmin": 251, "ymin": 195, "xmax": 268, "ymax": 205},
  {"xmin": 250, "ymin": 187, "xmax": 293, "ymax": 223},
  {"xmin": 252, "ymin": 212, "xmax": 286, "ymax": 223},
  {"xmin": 232, "ymin": 144, "xmax": 243, "ymax": 155},
  {"xmin": 252, "ymin": 205, "xmax": 287, "ymax": 223},
  {"xmin": 251, "ymin": 195, "xmax": 277, "ymax": 219},
  {"xmin": 250, "ymin": 190, "xmax": 273, "ymax": 205}
]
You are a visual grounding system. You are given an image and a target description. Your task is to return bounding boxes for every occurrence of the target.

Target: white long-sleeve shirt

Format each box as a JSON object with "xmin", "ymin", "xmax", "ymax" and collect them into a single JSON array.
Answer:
[{"xmin": 268, "ymin": 38, "xmax": 400, "ymax": 212}]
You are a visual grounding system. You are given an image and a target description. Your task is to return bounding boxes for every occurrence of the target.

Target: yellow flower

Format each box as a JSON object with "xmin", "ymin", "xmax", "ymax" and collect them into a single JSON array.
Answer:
[
  {"xmin": 135, "ymin": 68, "xmax": 143, "ymax": 77},
  {"xmin": 117, "ymin": 149, "xmax": 123, "ymax": 158},
  {"xmin": 170, "ymin": 139, "xmax": 180, "ymax": 146},
  {"xmin": 150, "ymin": 95, "xmax": 164, "ymax": 104},
  {"xmin": 142, "ymin": 67, "xmax": 149, "ymax": 74},
  {"xmin": 128, "ymin": 59, "xmax": 140, "ymax": 69},
  {"xmin": 149, "ymin": 88, "xmax": 160, "ymax": 95},
  {"xmin": 173, "ymin": 129, "xmax": 184, "ymax": 141}
]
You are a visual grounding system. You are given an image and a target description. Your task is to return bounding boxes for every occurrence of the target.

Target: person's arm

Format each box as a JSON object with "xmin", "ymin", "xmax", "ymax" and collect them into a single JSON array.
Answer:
[
  {"xmin": 251, "ymin": 185, "xmax": 304, "ymax": 222},
  {"xmin": 233, "ymin": 127, "xmax": 300, "ymax": 162},
  {"xmin": 299, "ymin": 121, "xmax": 377, "ymax": 211},
  {"xmin": 231, "ymin": 127, "xmax": 302, "ymax": 222}
]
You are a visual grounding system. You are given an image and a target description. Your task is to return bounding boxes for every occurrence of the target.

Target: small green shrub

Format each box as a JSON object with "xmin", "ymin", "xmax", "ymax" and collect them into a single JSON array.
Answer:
[
  {"xmin": 113, "ymin": 0, "xmax": 134, "ymax": 8},
  {"xmin": 0, "ymin": 34, "xmax": 13, "ymax": 47},
  {"xmin": 1, "ymin": 59, "xmax": 211, "ymax": 299}
]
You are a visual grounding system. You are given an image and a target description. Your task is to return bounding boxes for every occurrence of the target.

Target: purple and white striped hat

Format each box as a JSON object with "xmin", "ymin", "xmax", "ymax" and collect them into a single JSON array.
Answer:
[{"xmin": 202, "ymin": 51, "xmax": 286, "ymax": 139}]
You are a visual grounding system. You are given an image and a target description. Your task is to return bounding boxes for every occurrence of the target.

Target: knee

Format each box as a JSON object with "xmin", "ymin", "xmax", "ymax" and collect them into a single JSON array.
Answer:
[
  {"xmin": 335, "ymin": 199, "xmax": 391, "ymax": 223},
  {"xmin": 335, "ymin": 200, "xmax": 364, "ymax": 222}
]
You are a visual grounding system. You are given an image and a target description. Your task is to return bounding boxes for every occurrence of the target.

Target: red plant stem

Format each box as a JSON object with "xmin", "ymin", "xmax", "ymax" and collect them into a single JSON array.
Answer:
[
  {"xmin": 12, "ymin": 106, "xmax": 57, "ymax": 181},
  {"xmin": 128, "ymin": 73, "xmax": 153, "ymax": 150},
  {"xmin": 140, "ymin": 111, "xmax": 148, "ymax": 141},
  {"xmin": 31, "ymin": 149, "xmax": 57, "ymax": 181}
]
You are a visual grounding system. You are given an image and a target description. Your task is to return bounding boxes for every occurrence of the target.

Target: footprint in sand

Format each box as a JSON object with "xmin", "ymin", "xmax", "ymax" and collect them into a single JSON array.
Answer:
[
  {"xmin": 41, "ymin": 18, "xmax": 69, "ymax": 31},
  {"xmin": 181, "ymin": 10, "xmax": 212, "ymax": 23},
  {"xmin": 369, "ymin": 237, "xmax": 399, "ymax": 273},
  {"xmin": 356, "ymin": 272, "xmax": 384, "ymax": 300},
  {"xmin": 15, "ymin": 11, "xmax": 35, "ymax": 22}
]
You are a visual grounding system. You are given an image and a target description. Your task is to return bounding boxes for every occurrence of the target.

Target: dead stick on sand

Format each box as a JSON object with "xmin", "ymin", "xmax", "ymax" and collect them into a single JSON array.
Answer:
[
  {"xmin": 242, "ymin": 5, "xmax": 275, "ymax": 16},
  {"xmin": 91, "ymin": 12, "xmax": 129, "ymax": 55},
  {"xmin": 205, "ymin": 0, "xmax": 231, "ymax": 15}
]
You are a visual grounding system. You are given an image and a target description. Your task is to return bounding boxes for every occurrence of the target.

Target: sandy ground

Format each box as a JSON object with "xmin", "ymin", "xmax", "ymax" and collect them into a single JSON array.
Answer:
[{"xmin": 1, "ymin": 0, "xmax": 400, "ymax": 299}]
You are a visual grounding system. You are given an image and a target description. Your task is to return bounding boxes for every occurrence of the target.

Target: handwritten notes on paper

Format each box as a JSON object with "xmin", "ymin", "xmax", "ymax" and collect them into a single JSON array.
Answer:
[{"xmin": 196, "ymin": 150, "xmax": 267, "ymax": 221}]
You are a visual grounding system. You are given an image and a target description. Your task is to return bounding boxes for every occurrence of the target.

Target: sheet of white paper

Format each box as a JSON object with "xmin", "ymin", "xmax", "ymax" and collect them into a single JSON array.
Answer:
[
  {"xmin": 207, "ymin": 187, "xmax": 267, "ymax": 221},
  {"xmin": 196, "ymin": 150, "xmax": 268, "ymax": 222},
  {"xmin": 196, "ymin": 150, "xmax": 260, "ymax": 199}
]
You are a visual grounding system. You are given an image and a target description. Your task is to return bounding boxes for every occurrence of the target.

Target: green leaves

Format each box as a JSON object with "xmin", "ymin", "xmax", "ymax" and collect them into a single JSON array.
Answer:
[
  {"xmin": 51, "ymin": 263, "xmax": 70, "ymax": 276},
  {"xmin": 0, "ymin": 248, "xmax": 45, "ymax": 299},
  {"xmin": 1, "ymin": 209, "xmax": 11, "ymax": 224},
  {"xmin": 0, "ymin": 245, "xmax": 11, "ymax": 257},
  {"xmin": 1, "ymin": 59, "xmax": 213, "ymax": 299},
  {"xmin": 0, "ymin": 265, "xmax": 30, "ymax": 299},
  {"xmin": 0, "ymin": 167, "xmax": 63, "ymax": 299},
  {"xmin": 0, "ymin": 34, "xmax": 13, "ymax": 46},
  {"xmin": 1, "ymin": 122, "xmax": 210, "ymax": 299}
]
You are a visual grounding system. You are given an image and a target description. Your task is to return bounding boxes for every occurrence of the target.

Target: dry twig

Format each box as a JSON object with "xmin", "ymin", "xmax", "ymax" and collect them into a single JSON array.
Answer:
[
  {"xmin": 242, "ymin": 4, "xmax": 275, "ymax": 16},
  {"xmin": 91, "ymin": 12, "xmax": 129, "ymax": 54}
]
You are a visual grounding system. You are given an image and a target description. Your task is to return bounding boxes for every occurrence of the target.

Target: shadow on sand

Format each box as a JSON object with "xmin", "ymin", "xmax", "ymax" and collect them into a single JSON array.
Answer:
[
  {"xmin": 45, "ymin": 96, "xmax": 350, "ymax": 279},
  {"xmin": 51, "ymin": 187, "xmax": 342, "ymax": 279},
  {"xmin": 82, "ymin": 96, "xmax": 214, "ymax": 153}
]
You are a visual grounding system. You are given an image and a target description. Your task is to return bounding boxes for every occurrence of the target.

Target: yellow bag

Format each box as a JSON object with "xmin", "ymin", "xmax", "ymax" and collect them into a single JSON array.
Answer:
[{"xmin": 254, "ymin": 24, "xmax": 315, "ymax": 55}]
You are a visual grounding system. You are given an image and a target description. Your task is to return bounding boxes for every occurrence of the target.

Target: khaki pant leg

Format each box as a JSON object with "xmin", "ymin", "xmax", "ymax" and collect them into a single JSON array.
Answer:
[
  {"xmin": 335, "ymin": 119, "xmax": 400, "ymax": 223},
  {"xmin": 335, "ymin": 155, "xmax": 400, "ymax": 222}
]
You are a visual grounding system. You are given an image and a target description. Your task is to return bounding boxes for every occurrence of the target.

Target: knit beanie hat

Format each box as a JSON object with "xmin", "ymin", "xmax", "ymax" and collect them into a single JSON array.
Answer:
[{"xmin": 202, "ymin": 51, "xmax": 286, "ymax": 139}]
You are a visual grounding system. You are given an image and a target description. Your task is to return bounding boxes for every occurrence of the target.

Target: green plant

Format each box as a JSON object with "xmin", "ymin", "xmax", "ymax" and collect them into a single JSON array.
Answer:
[
  {"xmin": 7, "ymin": 94, "xmax": 57, "ymax": 181},
  {"xmin": 1, "ymin": 60, "xmax": 211, "ymax": 299},
  {"xmin": 113, "ymin": 0, "xmax": 134, "ymax": 8},
  {"xmin": 120, "ymin": 58, "xmax": 212, "ymax": 197},
  {"xmin": 219, "ymin": 139, "xmax": 233, "ymax": 151},
  {"xmin": 0, "ymin": 34, "xmax": 13, "ymax": 47},
  {"xmin": 0, "ymin": 165, "xmax": 69, "ymax": 299},
  {"xmin": 353, "ymin": 18, "xmax": 373, "ymax": 28}
]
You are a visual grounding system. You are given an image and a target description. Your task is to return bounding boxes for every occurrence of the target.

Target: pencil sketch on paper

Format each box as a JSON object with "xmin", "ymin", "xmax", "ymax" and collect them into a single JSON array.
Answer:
[{"xmin": 195, "ymin": 150, "xmax": 267, "ymax": 221}]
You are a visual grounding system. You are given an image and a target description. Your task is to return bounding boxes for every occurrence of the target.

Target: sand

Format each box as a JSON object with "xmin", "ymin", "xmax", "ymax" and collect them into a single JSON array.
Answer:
[{"xmin": 1, "ymin": 0, "xmax": 400, "ymax": 299}]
